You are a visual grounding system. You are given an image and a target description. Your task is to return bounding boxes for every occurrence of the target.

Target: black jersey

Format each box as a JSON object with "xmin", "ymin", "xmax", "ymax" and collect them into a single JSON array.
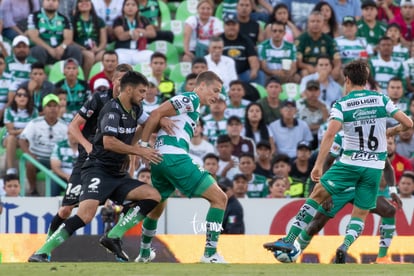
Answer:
[{"xmin": 83, "ymin": 98, "xmax": 145, "ymax": 175}]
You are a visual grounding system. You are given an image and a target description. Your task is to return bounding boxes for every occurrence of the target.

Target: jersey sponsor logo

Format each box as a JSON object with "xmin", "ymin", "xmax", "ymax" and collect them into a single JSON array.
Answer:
[
  {"xmin": 154, "ymin": 138, "xmax": 164, "ymax": 149},
  {"xmin": 118, "ymin": 127, "xmax": 136, "ymax": 134},
  {"xmin": 351, "ymin": 151, "xmax": 378, "ymax": 161},
  {"xmin": 86, "ymin": 109, "xmax": 94, "ymax": 118},
  {"xmin": 104, "ymin": 126, "xmax": 117, "ymax": 133},
  {"xmin": 352, "ymin": 109, "xmax": 377, "ymax": 120},
  {"xmin": 172, "ymin": 99, "xmax": 182, "ymax": 109},
  {"xmin": 108, "ymin": 114, "xmax": 115, "ymax": 120},
  {"xmin": 347, "ymin": 98, "xmax": 378, "ymax": 108}
]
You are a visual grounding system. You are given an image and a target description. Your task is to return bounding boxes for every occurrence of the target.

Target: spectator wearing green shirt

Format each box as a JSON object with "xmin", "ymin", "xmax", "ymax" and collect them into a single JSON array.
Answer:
[{"xmin": 138, "ymin": 0, "xmax": 173, "ymax": 43}]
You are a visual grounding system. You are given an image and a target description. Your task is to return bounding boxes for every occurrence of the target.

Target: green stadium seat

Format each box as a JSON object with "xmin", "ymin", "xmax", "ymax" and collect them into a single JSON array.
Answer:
[
  {"xmin": 158, "ymin": 0, "xmax": 171, "ymax": 23},
  {"xmin": 0, "ymin": 126, "xmax": 7, "ymax": 155},
  {"xmin": 167, "ymin": 1, "xmax": 180, "ymax": 13},
  {"xmin": 147, "ymin": 40, "xmax": 180, "ymax": 69},
  {"xmin": 161, "ymin": 19, "xmax": 185, "ymax": 55},
  {"xmin": 133, "ymin": 63, "xmax": 153, "ymax": 79},
  {"xmin": 88, "ymin": 62, "xmax": 103, "ymax": 80},
  {"xmin": 48, "ymin": 60, "xmax": 85, "ymax": 83},
  {"xmin": 175, "ymin": 0, "xmax": 198, "ymax": 21},
  {"xmin": 250, "ymin": 82, "xmax": 267, "ymax": 99},
  {"xmin": 215, "ymin": 2, "xmax": 223, "ymax": 18},
  {"xmin": 280, "ymin": 83, "xmax": 301, "ymax": 101},
  {"xmin": 169, "ymin": 62, "xmax": 192, "ymax": 87}
]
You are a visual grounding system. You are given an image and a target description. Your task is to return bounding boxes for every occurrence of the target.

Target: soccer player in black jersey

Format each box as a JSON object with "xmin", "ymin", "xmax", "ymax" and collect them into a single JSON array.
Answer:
[{"xmin": 29, "ymin": 71, "xmax": 163, "ymax": 262}]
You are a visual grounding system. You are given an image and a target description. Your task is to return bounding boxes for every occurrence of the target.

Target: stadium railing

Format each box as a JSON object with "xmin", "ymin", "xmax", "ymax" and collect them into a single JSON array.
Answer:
[{"xmin": 18, "ymin": 153, "xmax": 67, "ymax": 197}]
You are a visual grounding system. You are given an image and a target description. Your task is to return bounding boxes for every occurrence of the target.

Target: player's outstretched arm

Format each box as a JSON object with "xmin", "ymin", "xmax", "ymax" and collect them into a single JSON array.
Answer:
[{"xmin": 387, "ymin": 111, "xmax": 413, "ymax": 137}]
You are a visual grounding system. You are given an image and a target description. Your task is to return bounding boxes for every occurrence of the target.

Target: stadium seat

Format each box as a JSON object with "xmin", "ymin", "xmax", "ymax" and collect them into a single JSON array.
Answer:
[
  {"xmin": 280, "ymin": 82, "xmax": 301, "ymax": 101},
  {"xmin": 169, "ymin": 62, "xmax": 192, "ymax": 86},
  {"xmin": 147, "ymin": 40, "xmax": 180, "ymax": 70},
  {"xmin": 167, "ymin": 1, "xmax": 180, "ymax": 13},
  {"xmin": 88, "ymin": 62, "xmax": 103, "ymax": 80},
  {"xmin": 158, "ymin": 0, "xmax": 171, "ymax": 23},
  {"xmin": 133, "ymin": 63, "xmax": 153, "ymax": 79},
  {"xmin": 215, "ymin": 2, "xmax": 223, "ymax": 18},
  {"xmin": 250, "ymin": 82, "xmax": 267, "ymax": 99},
  {"xmin": 48, "ymin": 60, "xmax": 85, "ymax": 83},
  {"xmin": 0, "ymin": 126, "xmax": 7, "ymax": 155},
  {"xmin": 175, "ymin": 0, "xmax": 198, "ymax": 21},
  {"xmin": 161, "ymin": 19, "xmax": 185, "ymax": 55}
]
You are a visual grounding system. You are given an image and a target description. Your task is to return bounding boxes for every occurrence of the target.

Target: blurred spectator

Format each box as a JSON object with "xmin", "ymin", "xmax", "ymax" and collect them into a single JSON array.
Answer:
[
  {"xmin": 93, "ymin": 77, "xmax": 110, "ymax": 93},
  {"xmin": 396, "ymin": 127, "xmax": 414, "ymax": 159},
  {"xmin": 148, "ymin": 52, "xmax": 175, "ymax": 101},
  {"xmin": 0, "ymin": 0, "xmax": 40, "ymax": 40},
  {"xmin": 269, "ymin": 99, "xmax": 313, "ymax": 159},
  {"xmin": 369, "ymin": 36, "xmax": 404, "ymax": 94},
  {"xmin": 55, "ymin": 88, "xmax": 75, "ymax": 124},
  {"xmin": 221, "ymin": 13, "xmax": 264, "ymax": 85},
  {"xmin": 203, "ymin": 153, "xmax": 220, "ymax": 181},
  {"xmin": 18, "ymin": 63, "xmax": 55, "ymax": 114},
  {"xmin": 226, "ymin": 116, "xmax": 255, "ymax": 158},
  {"xmin": 100, "ymin": 199, "xmax": 117, "ymax": 234},
  {"xmin": 137, "ymin": 167, "xmax": 151, "ymax": 184},
  {"xmin": 58, "ymin": 0, "xmax": 76, "ymax": 19},
  {"xmin": 313, "ymin": 1, "xmax": 339, "ymax": 38},
  {"xmin": 335, "ymin": 16, "xmax": 369, "ymax": 66},
  {"xmin": 27, "ymin": 0, "xmax": 82, "ymax": 66},
  {"xmin": 138, "ymin": 0, "xmax": 174, "ymax": 43},
  {"xmin": 232, "ymin": 173, "xmax": 248, "ymax": 198},
  {"xmin": 3, "ymin": 173, "xmax": 21, "ymax": 197},
  {"xmin": 6, "ymin": 35, "xmax": 37, "ymax": 93},
  {"xmin": 377, "ymin": 0, "xmax": 400, "ymax": 24},
  {"xmin": 19, "ymin": 94, "xmax": 68, "ymax": 196},
  {"xmin": 218, "ymin": 177, "xmax": 245, "ymax": 234},
  {"xmin": 267, "ymin": 175, "xmax": 288, "ymax": 198},
  {"xmin": 324, "ymin": 0, "xmax": 362, "ymax": 24},
  {"xmin": 216, "ymin": 134, "xmax": 239, "ymax": 180},
  {"xmin": 264, "ymin": 3, "xmax": 301, "ymax": 42},
  {"xmin": 356, "ymin": 0, "xmax": 387, "ymax": 51},
  {"xmin": 224, "ymin": 80, "xmax": 250, "ymax": 120},
  {"xmin": 113, "ymin": 0, "xmax": 155, "ymax": 65},
  {"xmin": 50, "ymin": 130, "xmax": 79, "ymax": 196},
  {"xmin": 295, "ymin": 11, "xmax": 341, "ymax": 79},
  {"xmin": 89, "ymin": 50, "xmax": 118, "ymax": 91},
  {"xmin": 290, "ymin": 141, "xmax": 315, "ymax": 184},
  {"xmin": 257, "ymin": 77, "xmax": 282, "ymax": 125},
  {"xmin": 386, "ymin": 23, "xmax": 409, "ymax": 63},
  {"xmin": 258, "ymin": 20, "xmax": 299, "ymax": 83},
  {"xmin": 398, "ymin": 171, "xmax": 414, "ymax": 199},
  {"xmin": 3, "ymin": 87, "xmax": 38, "ymax": 171},
  {"xmin": 405, "ymin": 45, "xmax": 414, "ymax": 95},
  {"xmin": 387, "ymin": 136, "xmax": 413, "ymax": 183},
  {"xmin": 271, "ymin": 153, "xmax": 305, "ymax": 198},
  {"xmin": 0, "ymin": 53, "xmax": 11, "ymax": 123},
  {"xmin": 237, "ymin": 0, "xmax": 264, "ymax": 45},
  {"xmin": 299, "ymin": 55, "xmax": 343, "ymax": 107},
  {"xmin": 205, "ymin": 36, "xmax": 237, "ymax": 91},
  {"xmin": 183, "ymin": 0, "xmax": 223, "ymax": 61},
  {"xmin": 386, "ymin": 77, "xmax": 410, "ymax": 126},
  {"xmin": 190, "ymin": 119, "xmax": 215, "ymax": 160},
  {"xmin": 55, "ymin": 58, "xmax": 90, "ymax": 116},
  {"xmin": 92, "ymin": 0, "xmax": 123, "ymax": 41},
  {"xmin": 142, "ymin": 81, "xmax": 161, "ymax": 114},
  {"xmin": 254, "ymin": 140, "xmax": 273, "ymax": 179},
  {"xmin": 281, "ymin": 0, "xmax": 320, "ymax": 31},
  {"xmin": 389, "ymin": 0, "xmax": 414, "ymax": 47},
  {"xmin": 191, "ymin": 56, "xmax": 208, "ymax": 74},
  {"xmin": 238, "ymin": 153, "xmax": 268, "ymax": 198},
  {"xmin": 182, "ymin": 73, "xmax": 198, "ymax": 93},
  {"xmin": 296, "ymin": 80, "xmax": 329, "ymax": 148},
  {"xmin": 202, "ymin": 96, "xmax": 227, "ymax": 144},
  {"xmin": 73, "ymin": 0, "xmax": 108, "ymax": 79}
]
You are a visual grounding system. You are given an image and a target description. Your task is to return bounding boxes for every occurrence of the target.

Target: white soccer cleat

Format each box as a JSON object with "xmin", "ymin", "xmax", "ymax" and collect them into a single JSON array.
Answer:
[
  {"xmin": 200, "ymin": 252, "xmax": 227, "ymax": 264},
  {"xmin": 134, "ymin": 248, "xmax": 156, "ymax": 263}
]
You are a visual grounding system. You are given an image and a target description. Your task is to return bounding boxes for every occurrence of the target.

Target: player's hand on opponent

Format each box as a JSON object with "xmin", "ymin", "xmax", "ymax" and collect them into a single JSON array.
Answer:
[
  {"xmin": 160, "ymin": 117, "xmax": 178, "ymax": 135},
  {"xmin": 390, "ymin": 192, "xmax": 403, "ymax": 209},
  {"xmin": 310, "ymin": 166, "xmax": 322, "ymax": 182},
  {"xmin": 136, "ymin": 146, "xmax": 162, "ymax": 164}
]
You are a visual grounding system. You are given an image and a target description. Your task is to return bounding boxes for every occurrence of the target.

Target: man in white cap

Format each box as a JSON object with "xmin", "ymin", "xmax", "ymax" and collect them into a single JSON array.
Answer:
[
  {"xmin": 93, "ymin": 78, "xmax": 110, "ymax": 93},
  {"xmin": 5, "ymin": 35, "xmax": 37, "ymax": 93}
]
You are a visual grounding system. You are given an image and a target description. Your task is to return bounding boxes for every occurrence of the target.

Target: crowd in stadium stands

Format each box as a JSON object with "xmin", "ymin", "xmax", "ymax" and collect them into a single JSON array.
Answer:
[{"xmin": 0, "ymin": 0, "xmax": 413, "ymax": 201}]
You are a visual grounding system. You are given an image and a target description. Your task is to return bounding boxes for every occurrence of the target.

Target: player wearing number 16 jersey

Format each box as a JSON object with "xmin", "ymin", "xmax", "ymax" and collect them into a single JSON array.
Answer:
[{"xmin": 264, "ymin": 60, "xmax": 413, "ymax": 263}]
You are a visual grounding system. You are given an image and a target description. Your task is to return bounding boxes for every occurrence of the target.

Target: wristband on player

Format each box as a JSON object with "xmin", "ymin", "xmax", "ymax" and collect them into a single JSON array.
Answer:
[
  {"xmin": 139, "ymin": 140, "xmax": 149, "ymax": 147},
  {"xmin": 389, "ymin": 186, "xmax": 397, "ymax": 194}
]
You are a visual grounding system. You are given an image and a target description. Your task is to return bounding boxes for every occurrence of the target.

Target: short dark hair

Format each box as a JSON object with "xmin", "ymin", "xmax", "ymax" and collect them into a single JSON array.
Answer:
[
  {"xmin": 316, "ymin": 54, "xmax": 332, "ymax": 66},
  {"xmin": 401, "ymin": 171, "xmax": 414, "ymax": 183},
  {"xmin": 272, "ymin": 154, "xmax": 291, "ymax": 167},
  {"xmin": 203, "ymin": 153, "xmax": 219, "ymax": 163},
  {"xmin": 120, "ymin": 71, "xmax": 149, "ymax": 91},
  {"xmin": 216, "ymin": 134, "xmax": 231, "ymax": 144},
  {"xmin": 239, "ymin": 152, "xmax": 255, "ymax": 161},
  {"xmin": 137, "ymin": 167, "xmax": 151, "ymax": 176},
  {"xmin": 115, "ymin": 63, "xmax": 133, "ymax": 73},
  {"xmin": 378, "ymin": 36, "xmax": 393, "ymax": 44},
  {"xmin": 102, "ymin": 50, "xmax": 118, "ymax": 59},
  {"xmin": 192, "ymin": 57, "xmax": 207, "ymax": 66},
  {"xmin": 196, "ymin": 71, "xmax": 223, "ymax": 86},
  {"xmin": 229, "ymin": 80, "xmax": 245, "ymax": 88},
  {"xmin": 4, "ymin": 174, "xmax": 19, "ymax": 183},
  {"xmin": 151, "ymin": 51, "xmax": 167, "ymax": 62},
  {"xmin": 343, "ymin": 60, "xmax": 369, "ymax": 86},
  {"xmin": 271, "ymin": 20, "xmax": 286, "ymax": 29},
  {"xmin": 209, "ymin": 36, "xmax": 223, "ymax": 44},
  {"xmin": 31, "ymin": 62, "xmax": 45, "ymax": 71},
  {"xmin": 186, "ymin": 73, "xmax": 198, "ymax": 82},
  {"xmin": 54, "ymin": 87, "xmax": 67, "ymax": 96}
]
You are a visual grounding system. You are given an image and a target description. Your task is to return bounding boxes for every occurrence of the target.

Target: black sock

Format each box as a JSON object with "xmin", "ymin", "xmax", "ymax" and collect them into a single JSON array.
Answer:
[
  {"xmin": 49, "ymin": 213, "xmax": 66, "ymax": 233},
  {"xmin": 134, "ymin": 199, "xmax": 159, "ymax": 216},
  {"xmin": 64, "ymin": 215, "xmax": 86, "ymax": 235}
]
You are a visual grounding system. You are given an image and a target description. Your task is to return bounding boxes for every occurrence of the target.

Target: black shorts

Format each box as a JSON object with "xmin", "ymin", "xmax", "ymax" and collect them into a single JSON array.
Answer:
[
  {"xmin": 61, "ymin": 166, "xmax": 82, "ymax": 206},
  {"xmin": 79, "ymin": 166, "xmax": 146, "ymax": 205}
]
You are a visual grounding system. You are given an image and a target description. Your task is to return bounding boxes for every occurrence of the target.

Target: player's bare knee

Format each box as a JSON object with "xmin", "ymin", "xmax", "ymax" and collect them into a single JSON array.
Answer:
[{"xmin": 58, "ymin": 206, "xmax": 74, "ymax": 219}]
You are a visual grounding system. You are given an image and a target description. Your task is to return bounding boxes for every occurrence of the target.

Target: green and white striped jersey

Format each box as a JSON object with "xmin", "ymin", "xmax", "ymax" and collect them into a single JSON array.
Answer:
[
  {"xmin": 392, "ymin": 44, "xmax": 409, "ymax": 63},
  {"xmin": 5, "ymin": 55, "xmax": 37, "ymax": 91},
  {"xmin": 331, "ymin": 90, "xmax": 399, "ymax": 169},
  {"xmin": 369, "ymin": 56, "xmax": 404, "ymax": 93},
  {"xmin": 335, "ymin": 36, "xmax": 367, "ymax": 65},
  {"xmin": 257, "ymin": 39, "xmax": 297, "ymax": 70},
  {"xmin": 154, "ymin": 92, "xmax": 200, "ymax": 155},
  {"xmin": 50, "ymin": 139, "xmax": 78, "ymax": 175}
]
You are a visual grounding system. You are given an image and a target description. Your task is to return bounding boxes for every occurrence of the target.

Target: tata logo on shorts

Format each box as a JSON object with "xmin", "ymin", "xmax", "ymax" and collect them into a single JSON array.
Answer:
[
  {"xmin": 352, "ymin": 109, "xmax": 377, "ymax": 120},
  {"xmin": 351, "ymin": 151, "xmax": 378, "ymax": 161}
]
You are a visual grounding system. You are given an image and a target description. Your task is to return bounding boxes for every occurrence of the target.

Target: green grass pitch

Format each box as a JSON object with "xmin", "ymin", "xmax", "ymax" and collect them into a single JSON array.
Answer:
[{"xmin": 2, "ymin": 263, "xmax": 413, "ymax": 276}]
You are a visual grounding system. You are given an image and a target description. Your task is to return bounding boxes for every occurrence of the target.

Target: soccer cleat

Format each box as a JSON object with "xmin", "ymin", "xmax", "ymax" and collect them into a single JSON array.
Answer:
[
  {"xmin": 28, "ymin": 253, "xmax": 50, "ymax": 262},
  {"xmin": 135, "ymin": 248, "xmax": 156, "ymax": 263},
  {"xmin": 334, "ymin": 245, "xmax": 347, "ymax": 264},
  {"xmin": 375, "ymin": 256, "xmax": 400, "ymax": 264},
  {"xmin": 263, "ymin": 238, "xmax": 295, "ymax": 253},
  {"xmin": 200, "ymin": 252, "xmax": 227, "ymax": 263},
  {"xmin": 99, "ymin": 235, "xmax": 129, "ymax": 262}
]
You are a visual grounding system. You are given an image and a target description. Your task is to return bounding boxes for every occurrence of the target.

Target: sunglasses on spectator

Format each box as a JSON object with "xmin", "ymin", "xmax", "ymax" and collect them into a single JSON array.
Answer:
[{"xmin": 16, "ymin": 93, "xmax": 29, "ymax": 98}]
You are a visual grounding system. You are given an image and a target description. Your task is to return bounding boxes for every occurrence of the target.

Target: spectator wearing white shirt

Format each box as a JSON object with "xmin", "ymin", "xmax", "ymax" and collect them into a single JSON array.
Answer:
[{"xmin": 92, "ymin": 0, "xmax": 123, "ymax": 41}]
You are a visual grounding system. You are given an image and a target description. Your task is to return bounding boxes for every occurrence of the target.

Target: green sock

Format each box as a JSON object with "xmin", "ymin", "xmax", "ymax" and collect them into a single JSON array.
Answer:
[
  {"xmin": 107, "ymin": 206, "xmax": 145, "ymax": 239},
  {"xmin": 297, "ymin": 230, "xmax": 312, "ymax": 251},
  {"xmin": 343, "ymin": 217, "xmax": 364, "ymax": 250},
  {"xmin": 139, "ymin": 217, "xmax": 158, "ymax": 258},
  {"xmin": 378, "ymin": 217, "xmax": 395, "ymax": 258},
  {"xmin": 285, "ymin": 199, "xmax": 319, "ymax": 243},
  {"xmin": 36, "ymin": 225, "xmax": 69, "ymax": 255},
  {"xmin": 204, "ymin": 207, "xmax": 224, "ymax": 257}
]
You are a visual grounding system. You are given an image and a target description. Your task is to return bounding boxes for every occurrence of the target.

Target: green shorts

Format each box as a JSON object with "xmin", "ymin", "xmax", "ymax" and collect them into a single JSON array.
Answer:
[
  {"xmin": 151, "ymin": 154, "xmax": 216, "ymax": 200},
  {"xmin": 318, "ymin": 187, "xmax": 355, "ymax": 218},
  {"xmin": 320, "ymin": 162, "xmax": 382, "ymax": 210}
]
